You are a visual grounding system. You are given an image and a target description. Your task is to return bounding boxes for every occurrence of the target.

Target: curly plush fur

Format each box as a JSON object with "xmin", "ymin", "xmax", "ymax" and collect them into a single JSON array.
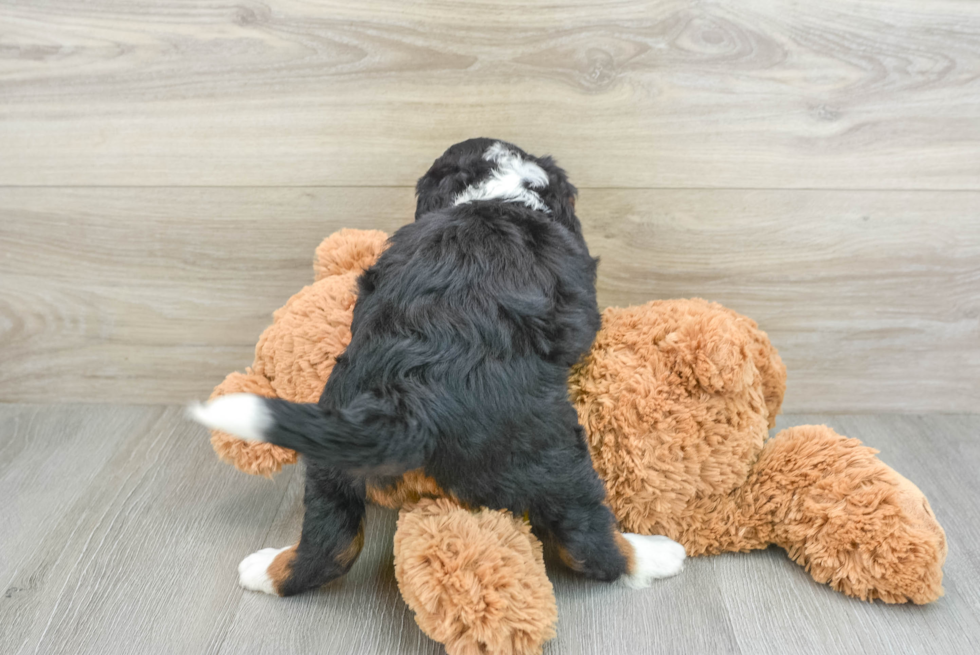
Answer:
[
  {"xmin": 571, "ymin": 304, "xmax": 946, "ymax": 603},
  {"xmin": 209, "ymin": 228, "xmax": 947, "ymax": 654},
  {"xmin": 209, "ymin": 229, "xmax": 386, "ymax": 477},
  {"xmin": 394, "ymin": 499, "xmax": 557, "ymax": 655}
]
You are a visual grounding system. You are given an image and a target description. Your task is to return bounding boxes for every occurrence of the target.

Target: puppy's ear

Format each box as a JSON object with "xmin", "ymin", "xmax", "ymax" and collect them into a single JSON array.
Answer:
[
  {"xmin": 552, "ymin": 189, "xmax": 579, "ymax": 233},
  {"xmin": 561, "ymin": 190, "xmax": 578, "ymax": 225},
  {"xmin": 528, "ymin": 154, "xmax": 580, "ymax": 232},
  {"xmin": 415, "ymin": 152, "xmax": 494, "ymax": 220},
  {"xmin": 545, "ymin": 170, "xmax": 581, "ymax": 233},
  {"xmin": 414, "ymin": 162, "xmax": 455, "ymax": 220}
]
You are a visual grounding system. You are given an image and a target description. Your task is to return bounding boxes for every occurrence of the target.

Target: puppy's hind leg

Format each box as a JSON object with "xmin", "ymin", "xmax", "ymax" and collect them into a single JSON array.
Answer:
[
  {"xmin": 529, "ymin": 441, "xmax": 685, "ymax": 588},
  {"xmin": 239, "ymin": 464, "xmax": 366, "ymax": 597}
]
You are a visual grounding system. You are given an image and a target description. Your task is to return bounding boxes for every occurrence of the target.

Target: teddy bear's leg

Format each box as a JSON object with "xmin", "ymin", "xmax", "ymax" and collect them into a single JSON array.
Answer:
[
  {"xmin": 209, "ymin": 371, "xmax": 298, "ymax": 477},
  {"xmin": 238, "ymin": 464, "xmax": 366, "ymax": 597},
  {"xmin": 740, "ymin": 425, "xmax": 947, "ymax": 604},
  {"xmin": 394, "ymin": 498, "xmax": 558, "ymax": 655}
]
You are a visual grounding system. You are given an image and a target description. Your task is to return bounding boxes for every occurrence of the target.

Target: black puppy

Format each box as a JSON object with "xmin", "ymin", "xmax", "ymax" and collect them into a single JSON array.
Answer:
[{"xmin": 190, "ymin": 139, "xmax": 685, "ymax": 596}]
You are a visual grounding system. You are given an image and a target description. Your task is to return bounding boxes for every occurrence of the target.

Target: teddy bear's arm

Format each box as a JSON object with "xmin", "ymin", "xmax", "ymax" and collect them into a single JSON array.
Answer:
[{"xmin": 314, "ymin": 228, "xmax": 389, "ymax": 281}]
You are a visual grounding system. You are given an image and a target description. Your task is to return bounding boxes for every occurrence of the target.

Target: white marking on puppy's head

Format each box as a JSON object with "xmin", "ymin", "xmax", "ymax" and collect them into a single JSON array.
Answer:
[
  {"xmin": 186, "ymin": 393, "xmax": 273, "ymax": 442},
  {"xmin": 453, "ymin": 142, "xmax": 551, "ymax": 212}
]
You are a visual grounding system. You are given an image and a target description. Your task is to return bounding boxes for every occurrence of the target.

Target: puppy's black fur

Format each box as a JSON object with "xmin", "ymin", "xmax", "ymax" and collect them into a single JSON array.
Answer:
[{"xmin": 262, "ymin": 139, "xmax": 630, "ymax": 593}]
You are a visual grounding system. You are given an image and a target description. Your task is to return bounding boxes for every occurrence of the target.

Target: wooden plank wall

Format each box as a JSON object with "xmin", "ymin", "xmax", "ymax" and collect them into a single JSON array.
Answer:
[{"xmin": 1, "ymin": 0, "xmax": 978, "ymax": 411}]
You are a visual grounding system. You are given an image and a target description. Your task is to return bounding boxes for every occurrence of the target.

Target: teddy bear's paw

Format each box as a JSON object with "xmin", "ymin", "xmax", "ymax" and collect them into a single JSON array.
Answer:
[
  {"xmin": 238, "ymin": 546, "xmax": 294, "ymax": 596},
  {"xmin": 619, "ymin": 534, "xmax": 686, "ymax": 588}
]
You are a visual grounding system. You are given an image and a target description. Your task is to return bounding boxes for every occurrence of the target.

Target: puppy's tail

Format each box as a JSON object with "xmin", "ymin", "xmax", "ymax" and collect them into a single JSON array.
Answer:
[{"xmin": 187, "ymin": 393, "xmax": 421, "ymax": 470}]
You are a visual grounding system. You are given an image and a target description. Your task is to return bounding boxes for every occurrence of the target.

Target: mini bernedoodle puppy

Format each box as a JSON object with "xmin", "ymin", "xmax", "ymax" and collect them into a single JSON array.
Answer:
[{"xmin": 190, "ymin": 138, "xmax": 686, "ymax": 596}]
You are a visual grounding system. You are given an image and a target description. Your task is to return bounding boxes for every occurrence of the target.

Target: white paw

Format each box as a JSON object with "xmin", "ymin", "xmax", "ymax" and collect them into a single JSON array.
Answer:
[
  {"xmin": 238, "ymin": 546, "xmax": 290, "ymax": 595},
  {"xmin": 620, "ymin": 534, "xmax": 686, "ymax": 589}
]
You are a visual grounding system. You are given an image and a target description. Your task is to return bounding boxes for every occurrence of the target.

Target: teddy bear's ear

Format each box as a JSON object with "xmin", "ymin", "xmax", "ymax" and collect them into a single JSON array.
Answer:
[
  {"xmin": 742, "ymin": 322, "xmax": 786, "ymax": 427},
  {"xmin": 661, "ymin": 307, "xmax": 756, "ymax": 395},
  {"xmin": 313, "ymin": 228, "xmax": 389, "ymax": 281}
]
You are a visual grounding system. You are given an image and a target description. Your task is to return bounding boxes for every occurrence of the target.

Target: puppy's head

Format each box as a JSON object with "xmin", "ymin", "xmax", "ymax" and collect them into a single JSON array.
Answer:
[{"xmin": 415, "ymin": 138, "xmax": 580, "ymax": 233}]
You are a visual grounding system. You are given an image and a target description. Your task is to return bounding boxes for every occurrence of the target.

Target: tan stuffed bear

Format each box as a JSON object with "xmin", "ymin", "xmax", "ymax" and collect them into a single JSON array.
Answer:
[{"xmin": 209, "ymin": 229, "xmax": 947, "ymax": 655}]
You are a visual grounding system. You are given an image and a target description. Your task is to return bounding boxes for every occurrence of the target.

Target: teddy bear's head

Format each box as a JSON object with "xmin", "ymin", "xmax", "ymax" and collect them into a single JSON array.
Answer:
[
  {"xmin": 569, "ymin": 298, "xmax": 786, "ymax": 538},
  {"xmin": 209, "ymin": 229, "xmax": 389, "ymax": 476}
]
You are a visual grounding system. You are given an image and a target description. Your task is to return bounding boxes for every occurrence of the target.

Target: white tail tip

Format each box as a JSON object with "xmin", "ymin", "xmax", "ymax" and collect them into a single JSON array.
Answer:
[{"xmin": 186, "ymin": 393, "xmax": 272, "ymax": 442}]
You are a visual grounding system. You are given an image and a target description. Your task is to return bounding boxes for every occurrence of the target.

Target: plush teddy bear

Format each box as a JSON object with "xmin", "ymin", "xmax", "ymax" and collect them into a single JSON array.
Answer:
[{"xmin": 209, "ymin": 229, "xmax": 947, "ymax": 655}]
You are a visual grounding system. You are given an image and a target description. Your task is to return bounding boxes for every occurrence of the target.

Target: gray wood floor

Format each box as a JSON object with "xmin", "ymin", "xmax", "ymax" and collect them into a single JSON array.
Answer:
[{"xmin": 1, "ymin": 406, "xmax": 977, "ymax": 654}]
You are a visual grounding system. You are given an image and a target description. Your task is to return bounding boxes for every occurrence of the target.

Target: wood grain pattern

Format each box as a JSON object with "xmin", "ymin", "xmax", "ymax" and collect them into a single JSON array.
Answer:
[
  {"xmin": 0, "ymin": 406, "xmax": 977, "ymax": 654},
  {"xmin": 2, "ymin": 187, "xmax": 977, "ymax": 411},
  {"xmin": 585, "ymin": 189, "xmax": 980, "ymax": 412},
  {"xmin": 1, "ymin": 0, "xmax": 979, "ymax": 188},
  {"xmin": 0, "ymin": 187, "xmax": 411, "ymax": 405}
]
